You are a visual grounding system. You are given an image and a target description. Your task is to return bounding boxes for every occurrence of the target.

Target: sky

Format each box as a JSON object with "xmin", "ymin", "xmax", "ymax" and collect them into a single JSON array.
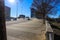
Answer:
[
  {"xmin": 5, "ymin": 0, "xmax": 33, "ymax": 17},
  {"xmin": 5, "ymin": 0, "xmax": 60, "ymax": 18},
  {"xmin": 49, "ymin": 3, "xmax": 60, "ymax": 18}
]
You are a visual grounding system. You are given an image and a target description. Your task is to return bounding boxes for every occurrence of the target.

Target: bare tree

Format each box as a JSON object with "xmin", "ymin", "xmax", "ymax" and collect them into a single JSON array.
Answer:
[
  {"xmin": 58, "ymin": 15, "xmax": 60, "ymax": 18},
  {"xmin": 31, "ymin": 0, "xmax": 60, "ymax": 24}
]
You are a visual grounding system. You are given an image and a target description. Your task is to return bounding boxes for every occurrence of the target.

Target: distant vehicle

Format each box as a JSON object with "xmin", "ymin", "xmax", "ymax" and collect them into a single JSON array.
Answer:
[
  {"xmin": 26, "ymin": 17, "xmax": 30, "ymax": 20},
  {"xmin": 13, "ymin": 18, "xmax": 17, "ymax": 21},
  {"xmin": 28, "ymin": 18, "xmax": 30, "ymax": 20}
]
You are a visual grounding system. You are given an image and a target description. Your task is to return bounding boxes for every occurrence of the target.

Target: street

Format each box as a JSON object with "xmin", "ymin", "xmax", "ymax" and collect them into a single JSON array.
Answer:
[{"xmin": 6, "ymin": 18, "xmax": 46, "ymax": 40}]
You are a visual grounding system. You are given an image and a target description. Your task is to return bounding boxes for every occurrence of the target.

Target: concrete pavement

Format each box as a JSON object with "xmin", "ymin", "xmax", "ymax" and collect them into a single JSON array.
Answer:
[
  {"xmin": 6, "ymin": 18, "xmax": 28, "ymax": 25},
  {"xmin": 6, "ymin": 18, "xmax": 46, "ymax": 40}
]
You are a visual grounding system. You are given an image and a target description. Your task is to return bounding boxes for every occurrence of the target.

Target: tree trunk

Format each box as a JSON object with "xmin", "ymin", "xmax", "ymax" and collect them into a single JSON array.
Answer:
[
  {"xmin": 43, "ymin": 17, "xmax": 45, "ymax": 24},
  {"xmin": 0, "ymin": 0, "xmax": 7, "ymax": 40},
  {"xmin": 43, "ymin": 14, "xmax": 46, "ymax": 24}
]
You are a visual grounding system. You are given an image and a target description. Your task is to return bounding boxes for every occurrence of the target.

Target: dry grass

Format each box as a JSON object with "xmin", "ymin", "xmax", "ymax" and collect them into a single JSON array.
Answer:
[{"xmin": 51, "ymin": 22, "xmax": 60, "ymax": 28}]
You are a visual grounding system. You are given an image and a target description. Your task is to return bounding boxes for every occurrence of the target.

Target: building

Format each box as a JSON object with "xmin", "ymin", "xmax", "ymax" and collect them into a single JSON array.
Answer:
[
  {"xmin": 5, "ymin": 6, "xmax": 11, "ymax": 21},
  {"xmin": 30, "ymin": 0, "xmax": 42, "ymax": 18},
  {"xmin": 31, "ymin": 8, "xmax": 36, "ymax": 18},
  {"xmin": 18, "ymin": 15, "xmax": 25, "ymax": 19},
  {"xmin": 30, "ymin": 0, "xmax": 43, "ymax": 19},
  {"xmin": 31, "ymin": 7, "xmax": 43, "ymax": 19}
]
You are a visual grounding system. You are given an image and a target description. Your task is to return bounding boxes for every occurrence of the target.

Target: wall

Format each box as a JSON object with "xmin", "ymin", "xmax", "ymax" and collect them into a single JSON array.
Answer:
[{"xmin": 5, "ymin": 6, "xmax": 11, "ymax": 21}]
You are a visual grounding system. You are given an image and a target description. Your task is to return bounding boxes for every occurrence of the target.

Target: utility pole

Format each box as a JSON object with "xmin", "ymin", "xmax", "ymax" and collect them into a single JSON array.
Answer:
[
  {"xmin": 16, "ymin": 0, "xmax": 18, "ymax": 20},
  {"xmin": 16, "ymin": 0, "xmax": 23, "ymax": 19},
  {"xmin": 0, "ymin": 0, "xmax": 7, "ymax": 40}
]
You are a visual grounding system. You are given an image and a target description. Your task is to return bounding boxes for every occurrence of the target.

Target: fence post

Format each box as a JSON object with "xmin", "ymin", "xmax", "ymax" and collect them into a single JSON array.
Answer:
[{"xmin": 45, "ymin": 21, "xmax": 54, "ymax": 40}]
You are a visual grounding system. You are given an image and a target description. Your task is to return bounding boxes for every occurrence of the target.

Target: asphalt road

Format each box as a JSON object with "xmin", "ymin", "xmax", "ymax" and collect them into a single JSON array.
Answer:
[{"xmin": 6, "ymin": 18, "xmax": 46, "ymax": 40}]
